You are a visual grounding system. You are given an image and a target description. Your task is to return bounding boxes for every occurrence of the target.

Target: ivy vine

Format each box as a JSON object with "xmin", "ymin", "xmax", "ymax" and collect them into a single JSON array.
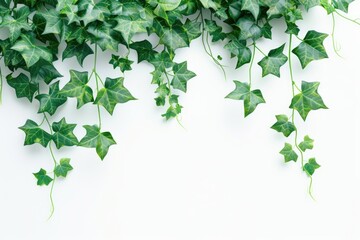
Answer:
[{"xmin": 0, "ymin": 0, "xmax": 358, "ymax": 216}]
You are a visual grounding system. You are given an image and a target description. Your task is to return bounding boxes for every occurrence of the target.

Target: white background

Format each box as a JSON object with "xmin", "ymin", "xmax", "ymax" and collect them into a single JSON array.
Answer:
[{"xmin": 1, "ymin": 4, "xmax": 360, "ymax": 240}]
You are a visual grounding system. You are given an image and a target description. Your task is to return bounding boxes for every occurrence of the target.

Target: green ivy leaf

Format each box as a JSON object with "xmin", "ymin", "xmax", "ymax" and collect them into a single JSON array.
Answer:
[
  {"xmin": 332, "ymin": 0, "xmax": 354, "ymax": 12},
  {"xmin": 171, "ymin": 61, "xmax": 196, "ymax": 92},
  {"xmin": 54, "ymin": 158, "xmax": 73, "ymax": 177},
  {"xmin": 292, "ymin": 30, "xmax": 328, "ymax": 68},
  {"xmin": 19, "ymin": 120, "xmax": 52, "ymax": 147},
  {"xmin": 299, "ymin": 0, "xmax": 320, "ymax": 10},
  {"xmin": 289, "ymin": 81, "xmax": 327, "ymax": 120},
  {"xmin": 6, "ymin": 73, "xmax": 38, "ymax": 102},
  {"xmin": 79, "ymin": 125, "xmax": 116, "ymax": 160},
  {"xmin": 224, "ymin": 39, "xmax": 251, "ymax": 68},
  {"xmin": 241, "ymin": 0, "xmax": 260, "ymax": 20},
  {"xmin": 271, "ymin": 115, "xmax": 296, "ymax": 137},
  {"xmin": 109, "ymin": 55, "xmax": 134, "ymax": 72},
  {"xmin": 35, "ymin": 81, "xmax": 67, "ymax": 115},
  {"xmin": 226, "ymin": 81, "xmax": 265, "ymax": 117},
  {"xmin": 299, "ymin": 135, "xmax": 314, "ymax": 152},
  {"xmin": 87, "ymin": 22, "xmax": 119, "ymax": 51},
  {"xmin": 280, "ymin": 143, "xmax": 298, "ymax": 162},
  {"xmin": 258, "ymin": 44, "xmax": 288, "ymax": 77},
  {"xmin": 303, "ymin": 158, "xmax": 320, "ymax": 175},
  {"xmin": 60, "ymin": 70, "xmax": 93, "ymax": 109},
  {"xmin": 129, "ymin": 40, "xmax": 157, "ymax": 63},
  {"xmin": 33, "ymin": 168, "xmax": 53, "ymax": 186},
  {"xmin": 29, "ymin": 60, "xmax": 63, "ymax": 84},
  {"xmin": 0, "ymin": 6, "xmax": 31, "ymax": 43},
  {"xmin": 11, "ymin": 34, "xmax": 53, "ymax": 67},
  {"xmin": 52, "ymin": 118, "xmax": 79, "ymax": 149},
  {"xmin": 199, "ymin": 0, "xmax": 221, "ymax": 10},
  {"xmin": 94, "ymin": 77, "xmax": 136, "ymax": 115},
  {"xmin": 183, "ymin": 19, "xmax": 201, "ymax": 41},
  {"xmin": 114, "ymin": 15, "xmax": 152, "ymax": 44},
  {"xmin": 39, "ymin": 8, "xmax": 64, "ymax": 35},
  {"xmin": 62, "ymin": 40, "xmax": 93, "ymax": 66},
  {"xmin": 204, "ymin": 20, "xmax": 226, "ymax": 42}
]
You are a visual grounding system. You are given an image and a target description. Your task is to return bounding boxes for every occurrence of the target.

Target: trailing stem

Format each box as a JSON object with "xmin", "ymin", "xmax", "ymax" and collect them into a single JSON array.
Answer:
[
  {"xmin": 249, "ymin": 43, "xmax": 256, "ymax": 88},
  {"xmin": 44, "ymin": 113, "xmax": 57, "ymax": 219},
  {"xmin": 288, "ymin": 34, "xmax": 315, "ymax": 200},
  {"xmin": 331, "ymin": 13, "xmax": 343, "ymax": 58},
  {"xmin": 93, "ymin": 44, "xmax": 103, "ymax": 129}
]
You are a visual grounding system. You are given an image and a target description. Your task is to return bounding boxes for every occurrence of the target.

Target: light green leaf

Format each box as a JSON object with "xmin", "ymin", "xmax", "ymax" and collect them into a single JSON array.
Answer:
[
  {"xmin": 299, "ymin": 135, "xmax": 314, "ymax": 152},
  {"xmin": 79, "ymin": 125, "xmax": 116, "ymax": 160},
  {"xmin": 52, "ymin": 118, "xmax": 78, "ymax": 149},
  {"xmin": 289, "ymin": 81, "xmax": 327, "ymax": 120},
  {"xmin": 171, "ymin": 61, "xmax": 196, "ymax": 92},
  {"xmin": 94, "ymin": 77, "xmax": 136, "ymax": 115},
  {"xmin": 271, "ymin": 115, "xmax": 296, "ymax": 137},
  {"xmin": 33, "ymin": 168, "xmax": 53, "ymax": 186},
  {"xmin": 19, "ymin": 120, "xmax": 52, "ymax": 147},
  {"xmin": 242, "ymin": 0, "xmax": 260, "ymax": 19},
  {"xmin": 280, "ymin": 143, "xmax": 298, "ymax": 162},
  {"xmin": 54, "ymin": 158, "xmax": 73, "ymax": 177},
  {"xmin": 292, "ymin": 30, "xmax": 328, "ymax": 68},
  {"xmin": 226, "ymin": 81, "xmax": 265, "ymax": 117},
  {"xmin": 258, "ymin": 44, "xmax": 288, "ymax": 77},
  {"xmin": 303, "ymin": 158, "xmax": 320, "ymax": 175}
]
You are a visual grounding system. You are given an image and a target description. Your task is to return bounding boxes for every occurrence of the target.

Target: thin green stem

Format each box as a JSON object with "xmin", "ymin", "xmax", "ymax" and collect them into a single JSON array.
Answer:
[
  {"xmin": 44, "ymin": 113, "xmax": 57, "ymax": 219},
  {"xmin": 308, "ymin": 176, "xmax": 315, "ymax": 201},
  {"xmin": 254, "ymin": 44, "xmax": 267, "ymax": 57},
  {"xmin": 335, "ymin": 10, "xmax": 360, "ymax": 26},
  {"xmin": 248, "ymin": 43, "xmax": 256, "ymax": 87},
  {"xmin": 93, "ymin": 44, "xmax": 102, "ymax": 129},
  {"xmin": 199, "ymin": 9, "xmax": 227, "ymax": 81},
  {"xmin": 294, "ymin": 34, "xmax": 304, "ymax": 42},
  {"xmin": 331, "ymin": 13, "xmax": 343, "ymax": 58}
]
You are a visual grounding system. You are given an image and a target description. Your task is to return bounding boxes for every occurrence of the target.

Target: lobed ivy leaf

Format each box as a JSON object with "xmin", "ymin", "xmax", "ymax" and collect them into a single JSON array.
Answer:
[
  {"xmin": 39, "ymin": 8, "xmax": 64, "ymax": 35},
  {"xmin": 242, "ymin": 0, "xmax": 260, "ymax": 20},
  {"xmin": 289, "ymin": 81, "xmax": 327, "ymax": 120},
  {"xmin": 79, "ymin": 125, "xmax": 116, "ymax": 160},
  {"xmin": 224, "ymin": 39, "xmax": 252, "ymax": 69},
  {"xmin": 299, "ymin": 135, "xmax": 314, "ymax": 152},
  {"xmin": 62, "ymin": 40, "xmax": 93, "ymax": 66},
  {"xmin": 7, "ymin": 73, "xmax": 38, "ymax": 102},
  {"xmin": 19, "ymin": 120, "xmax": 52, "ymax": 147},
  {"xmin": 109, "ymin": 55, "xmax": 133, "ymax": 73},
  {"xmin": 292, "ymin": 30, "xmax": 328, "ymax": 69},
  {"xmin": 258, "ymin": 44, "xmax": 288, "ymax": 77},
  {"xmin": 11, "ymin": 34, "xmax": 53, "ymax": 67},
  {"xmin": 54, "ymin": 158, "xmax": 73, "ymax": 177},
  {"xmin": 226, "ymin": 81, "xmax": 265, "ymax": 117},
  {"xmin": 94, "ymin": 77, "xmax": 136, "ymax": 115},
  {"xmin": 60, "ymin": 70, "xmax": 94, "ymax": 109},
  {"xmin": 303, "ymin": 158, "xmax": 320, "ymax": 175},
  {"xmin": 35, "ymin": 81, "xmax": 67, "ymax": 115},
  {"xmin": 271, "ymin": 115, "xmax": 296, "ymax": 137},
  {"xmin": 171, "ymin": 61, "xmax": 196, "ymax": 92},
  {"xmin": 332, "ymin": 0, "xmax": 354, "ymax": 12},
  {"xmin": 29, "ymin": 60, "xmax": 63, "ymax": 84},
  {"xmin": 280, "ymin": 143, "xmax": 298, "ymax": 162},
  {"xmin": 52, "ymin": 118, "xmax": 79, "ymax": 149},
  {"xmin": 0, "ymin": 6, "xmax": 31, "ymax": 43},
  {"xmin": 129, "ymin": 40, "xmax": 157, "ymax": 63},
  {"xmin": 33, "ymin": 168, "xmax": 53, "ymax": 186}
]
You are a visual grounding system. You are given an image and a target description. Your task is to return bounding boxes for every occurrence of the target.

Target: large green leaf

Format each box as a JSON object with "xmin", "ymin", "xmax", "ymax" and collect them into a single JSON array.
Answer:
[
  {"xmin": 7, "ymin": 73, "xmax": 38, "ymax": 102},
  {"xmin": 11, "ymin": 34, "xmax": 53, "ymax": 67},
  {"xmin": 52, "ymin": 118, "xmax": 79, "ymax": 149},
  {"xmin": 79, "ymin": 125, "xmax": 116, "ymax": 160},
  {"xmin": 62, "ymin": 40, "xmax": 93, "ymax": 66},
  {"xmin": 292, "ymin": 30, "xmax": 328, "ymax": 68},
  {"xmin": 94, "ymin": 77, "xmax": 136, "ymax": 115},
  {"xmin": 258, "ymin": 44, "xmax": 288, "ymax": 77},
  {"xmin": 0, "ymin": 6, "xmax": 31, "ymax": 42},
  {"xmin": 289, "ymin": 81, "xmax": 327, "ymax": 120},
  {"xmin": 19, "ymin": 119, "xmax": 52, "ymax": 147},
  {"xmin": 35, "ymin": 81, "xmax": 67, "ymax": 115},
  {"xmin": 226, "ymin": 81, "xmax": 265, "ymax": 117}
]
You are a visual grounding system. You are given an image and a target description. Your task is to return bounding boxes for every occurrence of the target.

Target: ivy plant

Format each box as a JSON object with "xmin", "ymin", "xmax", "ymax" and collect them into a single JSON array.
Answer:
[{"xmin": 0, "ymin": 0, "xmax": 358, "ymax": 216}]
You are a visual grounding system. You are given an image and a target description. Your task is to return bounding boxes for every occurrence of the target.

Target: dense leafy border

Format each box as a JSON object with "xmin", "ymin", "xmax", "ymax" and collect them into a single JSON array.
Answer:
[{"xmin": 0, "ymin": 0, "xmax": 358, "ymax": 215}]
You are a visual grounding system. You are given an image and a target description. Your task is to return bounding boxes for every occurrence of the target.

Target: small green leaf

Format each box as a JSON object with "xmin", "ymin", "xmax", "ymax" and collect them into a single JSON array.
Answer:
[
  {"xmin": 292, "ymin": 30, "xmax": 328, "ymax": 68},
  {"xmin": 79, "ymin": 125, "xmax": 116, "ymax": 160},
  {"xmin": 52, "ymin": 118, "xmax": 79, "ymax": 149},
  {"xmin": 39, "ymin": 8, "xmax": 64, "ymax": 35},
  {"xmin": 289, "ymin": 81, "xmax": 327, "ymax": 120},
  {"xmin": 19, "ymin": 120, "xmax": 52, "ymax": 147},
  {"xmin": 280, "ymin": 143, "xmax": 298, "ymax": 162},
  {"xmin": 7, "ymin": 73, "xmax": 38, "ymax": 102},
  {"xmin": 226, "ymin": 81, "xmax": 265, "ymax": 117},
  {"xmin": 258, "ymin": 44, "xmax": 288, "ymax": 77},
  {"xmin": 171, "ymin": 61, "xmax": 196, "ymax": 92},
  {"xmin": 299, "ymin": 135, "xmax": 314, "ymax": 152},
  {"xmin": 109, "ymin": 55, "xmax": 134, "ymax": 72},
  {"xmin": 29, "ymin": 60, "xmax": 63, "ymax": 84},
  {"xmin": 35, "ymin": 81, "xmax": 67, "ymax": 115},
  {"xmin": 94, "ymin": 77, "xmax": 136, "ymax": 115},
  {"xmin": 61, "ymin": 70, "xmax": 94, "ymax": 109},
  {"xmin": 33, "ymin": 168, "xmax": 53, "ymax": 186},
  {"xmin": 130, "ymin": 40, "xmax": 157, "ymax": 63},
  {"xmin": 241, "ymin": 0, "xmax": 260, "ymax": 19},
  {"xmin": 271, "ymin": 115, "xmax": 296, "ymax": 137},
  {"xmin": 303, "ymin": 158, "xmax": 320, "ymax": 175},
  {"xmin": 54, "ymin": 158, "xmax": 73, "ymax": 177}
]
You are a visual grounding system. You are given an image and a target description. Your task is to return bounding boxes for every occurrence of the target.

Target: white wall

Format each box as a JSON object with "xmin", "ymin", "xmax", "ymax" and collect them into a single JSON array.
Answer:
[{"xmin": 0, "ymin": 4, "xmax": 360, "ymax": 240}]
